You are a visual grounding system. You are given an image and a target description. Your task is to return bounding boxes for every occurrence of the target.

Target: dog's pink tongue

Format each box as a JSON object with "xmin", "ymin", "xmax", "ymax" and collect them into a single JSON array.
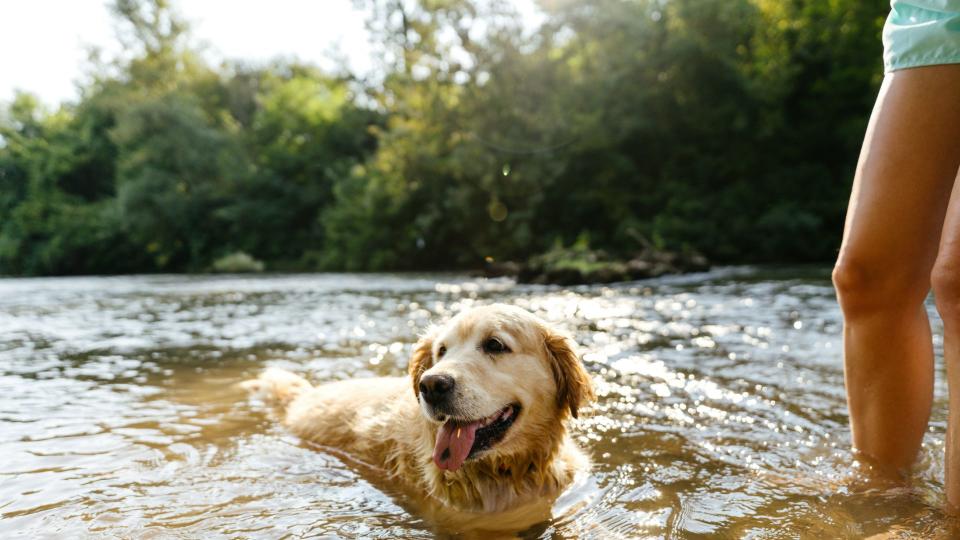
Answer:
[{"xmin": 433, "ymin": 421, "xmax": 479, "ymax": 471}]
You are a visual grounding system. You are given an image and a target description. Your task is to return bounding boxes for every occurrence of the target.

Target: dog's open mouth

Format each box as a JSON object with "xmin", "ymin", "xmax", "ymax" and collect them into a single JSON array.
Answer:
[{"xmin": 433, "ymin": 403, "xmax": 520, "ymax": 471}]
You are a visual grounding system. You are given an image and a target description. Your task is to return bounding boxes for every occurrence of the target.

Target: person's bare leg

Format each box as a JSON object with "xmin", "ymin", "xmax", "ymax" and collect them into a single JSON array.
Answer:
[
  {"xmin": 834, "ymin": 65, "xmax": 960, "ymax": 479},
  {"xmin": 932, "ymin": 171, "xmax": 960, "ymax": 512}
]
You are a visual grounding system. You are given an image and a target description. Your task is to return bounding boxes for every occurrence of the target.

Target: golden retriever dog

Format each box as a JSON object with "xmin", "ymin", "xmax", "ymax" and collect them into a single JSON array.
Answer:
[{"xmin": 242, "ymin": 303, "xmax": 595, "ymax": 534}]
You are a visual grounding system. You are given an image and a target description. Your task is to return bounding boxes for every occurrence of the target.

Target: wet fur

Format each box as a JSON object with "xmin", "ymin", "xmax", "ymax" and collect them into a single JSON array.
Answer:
[{"xmin": 242, "ymin": 304, "xmax": 595, "ymax": 533}]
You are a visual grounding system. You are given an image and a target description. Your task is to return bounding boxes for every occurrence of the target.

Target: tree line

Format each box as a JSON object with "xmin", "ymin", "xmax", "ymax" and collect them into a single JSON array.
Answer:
[{"xmin": 0, "ymin": 0, "xmax": 887, "ymax": 276}]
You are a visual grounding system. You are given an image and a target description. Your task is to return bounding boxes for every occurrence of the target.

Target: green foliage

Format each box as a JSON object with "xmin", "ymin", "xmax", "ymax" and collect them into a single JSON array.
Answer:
[
  {"xmin": 211, "ymin": 251, "xmax": 264, "ymax": 273},
  {"xmin": 229, "ymin": 69, "xmax": 379, "ymax": 265},
  {"xmin": 533, "ymin": 234, "xmax": 610, "ymax": 275},
  {"xmin": 0, "ymin": 0, "xmax": 888, "ymax": 276},
  {"xmin": 0, "ymin": 1, "xmax": 378, "ymax": 275}
]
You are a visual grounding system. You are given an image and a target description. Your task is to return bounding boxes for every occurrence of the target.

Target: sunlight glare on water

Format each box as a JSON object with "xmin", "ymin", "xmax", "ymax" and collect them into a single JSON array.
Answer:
[{"xmin": 0, "ymin": 268, "xmax": 958, "ymax": 538}]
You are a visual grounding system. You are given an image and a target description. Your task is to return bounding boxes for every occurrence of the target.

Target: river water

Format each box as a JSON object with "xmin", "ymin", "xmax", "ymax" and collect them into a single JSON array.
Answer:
[{"xmin": 0, "ymin": 268, "xmax": 956, "ymax": 538}]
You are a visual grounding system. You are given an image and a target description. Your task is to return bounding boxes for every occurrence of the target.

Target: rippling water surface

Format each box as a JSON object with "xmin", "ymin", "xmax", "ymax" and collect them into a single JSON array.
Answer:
[{"xmin": 1, "ymin": 268, "xmax": 958, "ymax": 538}]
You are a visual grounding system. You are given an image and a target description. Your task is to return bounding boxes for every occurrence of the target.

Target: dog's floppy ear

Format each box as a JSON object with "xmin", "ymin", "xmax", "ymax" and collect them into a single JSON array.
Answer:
[
  {"xmin": 544, "ymin": 330, "xmax": 595, "ymax": 419},
  {"xmin": 408, "ymin": 331, "xmax": 434, "ymax": 398}
]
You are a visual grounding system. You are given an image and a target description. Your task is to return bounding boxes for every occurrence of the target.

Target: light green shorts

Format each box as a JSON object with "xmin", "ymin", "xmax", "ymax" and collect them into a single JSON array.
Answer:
[{"xmin": 884, "ymin": 0, "xmax": 960, "ymax": 72}]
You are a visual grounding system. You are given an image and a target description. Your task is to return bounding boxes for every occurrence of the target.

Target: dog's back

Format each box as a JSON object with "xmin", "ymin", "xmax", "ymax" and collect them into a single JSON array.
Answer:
[
  {"xmin": 242, "ymin": 370, "xmax": 420, "ymax": 451},
  {"xmin": 240, "ymin": 367, "xmax": 312, "ymax": 407}
]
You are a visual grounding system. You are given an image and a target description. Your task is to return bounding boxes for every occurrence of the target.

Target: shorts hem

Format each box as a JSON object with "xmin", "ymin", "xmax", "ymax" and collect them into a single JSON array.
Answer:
[{"xmin": 885, "ymin": 54, "xmax": 960, "ymax": 73}]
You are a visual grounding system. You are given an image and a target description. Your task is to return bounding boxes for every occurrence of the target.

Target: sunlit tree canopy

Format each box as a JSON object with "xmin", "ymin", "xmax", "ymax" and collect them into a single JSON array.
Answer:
[{"xmin": 0, "ymin": 0, "xmax": 887, "ymax": 275}]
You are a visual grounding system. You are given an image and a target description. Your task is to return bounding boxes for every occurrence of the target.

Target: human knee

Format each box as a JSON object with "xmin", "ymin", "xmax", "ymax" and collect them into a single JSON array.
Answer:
[
  {"xmin": 833, "ymin": 257, "xmax": 923, "ymax": 317},
  {"xmin": 932, "ymin": 256, "xmax": 960, "ymax": 322}
]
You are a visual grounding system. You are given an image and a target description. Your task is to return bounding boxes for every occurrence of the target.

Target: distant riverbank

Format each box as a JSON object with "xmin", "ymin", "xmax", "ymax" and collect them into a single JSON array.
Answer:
[{"xmin": 481, "ymin": 243, "xmax": 709, "ymax": 285}]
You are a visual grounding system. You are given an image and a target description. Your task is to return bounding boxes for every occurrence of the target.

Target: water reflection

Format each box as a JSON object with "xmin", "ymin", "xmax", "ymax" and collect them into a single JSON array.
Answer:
[{"xmin": 0, "ymin": 268, "xmax": 957, "ymax": 537}]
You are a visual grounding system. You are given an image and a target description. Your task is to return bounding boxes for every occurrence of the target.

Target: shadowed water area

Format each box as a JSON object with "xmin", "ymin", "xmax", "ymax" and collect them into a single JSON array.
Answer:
[{"xmin": 1, "ymin": 268, "xmax": 958, "ymax": 538}]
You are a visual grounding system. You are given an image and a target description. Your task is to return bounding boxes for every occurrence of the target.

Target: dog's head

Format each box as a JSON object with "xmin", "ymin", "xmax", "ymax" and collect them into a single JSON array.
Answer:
[{"xmin": 408, "ymin": 304, "xmax": 594, "ymax": 472}]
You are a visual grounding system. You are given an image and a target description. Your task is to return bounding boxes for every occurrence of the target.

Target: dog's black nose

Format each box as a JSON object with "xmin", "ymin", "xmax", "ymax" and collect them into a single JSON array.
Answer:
[{"xmin": 419, "ymin": 374, "xmax": 455, "ymax": 405}]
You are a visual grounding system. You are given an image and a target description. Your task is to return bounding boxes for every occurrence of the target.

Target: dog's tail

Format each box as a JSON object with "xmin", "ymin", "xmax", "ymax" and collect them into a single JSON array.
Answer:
[{"xmin": 240, "ymin": 368, "xmax": 312, "ymax": 407}]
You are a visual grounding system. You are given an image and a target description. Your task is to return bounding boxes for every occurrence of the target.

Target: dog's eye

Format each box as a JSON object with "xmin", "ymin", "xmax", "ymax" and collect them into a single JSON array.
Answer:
[
  {"xmin": 437, "ymin": 345, "xmax": 447, "ymax": 358},
  {"xmin": 482, "ymin": 337, "xmax": 510, "ymax": 354}
]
